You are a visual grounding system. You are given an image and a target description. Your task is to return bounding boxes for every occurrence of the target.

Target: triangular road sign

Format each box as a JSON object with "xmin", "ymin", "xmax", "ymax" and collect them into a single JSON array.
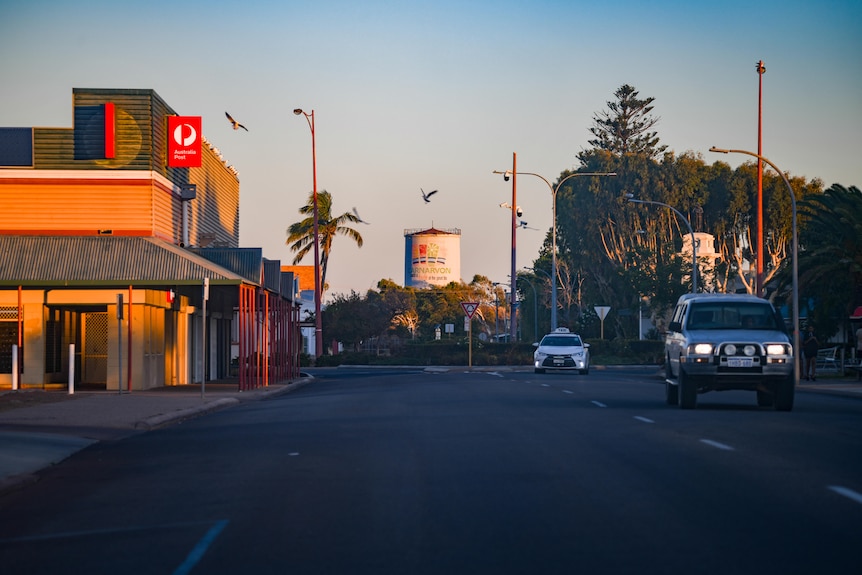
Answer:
[{"xmin": 461, "ymin": 301, "xmax": 479, "ymax": 319}]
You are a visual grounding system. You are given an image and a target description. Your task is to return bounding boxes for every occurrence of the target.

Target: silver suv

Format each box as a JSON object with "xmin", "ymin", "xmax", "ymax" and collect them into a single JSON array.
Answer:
[{"xmin": 664, "ymin": 293, "xmax": 795, "ymax": 410}]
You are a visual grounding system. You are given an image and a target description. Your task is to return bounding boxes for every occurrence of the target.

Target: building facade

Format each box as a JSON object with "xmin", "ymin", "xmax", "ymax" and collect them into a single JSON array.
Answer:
[{"xmin": 0, "ymin": 88, "xmax": 301, "ymax": 391}]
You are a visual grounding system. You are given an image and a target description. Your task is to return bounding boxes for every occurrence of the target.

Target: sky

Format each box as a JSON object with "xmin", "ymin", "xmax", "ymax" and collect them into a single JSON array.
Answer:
[{"xmin": 2, "ymin": 0, "xmax": 860, "ymax": 301}]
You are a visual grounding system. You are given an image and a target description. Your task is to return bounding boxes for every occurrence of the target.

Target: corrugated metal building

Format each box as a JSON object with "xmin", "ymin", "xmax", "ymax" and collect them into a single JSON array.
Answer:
[{"xmin": 0, "ymin": 88, "xmax": 301, "ymax": 391}]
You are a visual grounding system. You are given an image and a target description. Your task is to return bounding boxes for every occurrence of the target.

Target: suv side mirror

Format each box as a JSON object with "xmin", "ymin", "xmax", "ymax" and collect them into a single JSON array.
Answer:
[{"xmin": 668, "ymin": 321, "xmax": 682, "ymax": 333}]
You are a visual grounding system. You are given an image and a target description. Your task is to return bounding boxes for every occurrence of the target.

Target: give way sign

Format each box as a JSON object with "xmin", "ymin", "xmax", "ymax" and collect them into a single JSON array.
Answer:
[{"xmin": 461, "ymin": 302, "xmax": 479, "ymax": 319}]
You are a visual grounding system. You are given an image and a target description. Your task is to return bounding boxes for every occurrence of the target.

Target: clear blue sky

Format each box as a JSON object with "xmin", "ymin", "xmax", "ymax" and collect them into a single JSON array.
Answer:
[{"xmin": 2, "ymin": 0, "xmax": 860, "ymax": 299}]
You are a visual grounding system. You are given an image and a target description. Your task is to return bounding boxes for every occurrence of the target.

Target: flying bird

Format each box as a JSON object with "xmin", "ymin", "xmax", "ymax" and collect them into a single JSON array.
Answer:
[
  {"xmin": 225, "ymin": 112, "xmax": 248, "ymax": 131},
  {"xmin": 420, "ymin": 188, "xmax": 438, "ymax": 203},
  {"xmin": 352, "ymin": 207, "xmax": 370, "ymax": 224},
  {"xmin": 518, "ymin": 220, "xmax": 539, "ymax": 230}
]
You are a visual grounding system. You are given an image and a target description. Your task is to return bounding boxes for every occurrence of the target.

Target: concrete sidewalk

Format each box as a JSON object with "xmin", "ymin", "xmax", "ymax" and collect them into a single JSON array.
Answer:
[{"xmin": 0, "ymin": 378, "xmax": 311, "ymax": 493}]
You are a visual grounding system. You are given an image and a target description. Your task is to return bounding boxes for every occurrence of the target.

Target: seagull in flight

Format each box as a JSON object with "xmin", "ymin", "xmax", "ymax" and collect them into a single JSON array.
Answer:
[
  {"xmin": 225, "ymin": 112, "xmax": 248, "ymax": 131},
  {"xmin": 420, "ymin": 188, "xmax": 438, "ymax": 203},
  {"xmin": 352, "ymin": 207, "xmax": 370, "ymax": 224}
]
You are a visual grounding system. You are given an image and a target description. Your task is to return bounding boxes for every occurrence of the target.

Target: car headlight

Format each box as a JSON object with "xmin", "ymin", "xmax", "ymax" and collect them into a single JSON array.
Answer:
[
  {"xmin": 766, "ymin": 344, "xmax": 788, "ymax": 356},
  {"xmin": 690, "ymin": 343, "xmax": 714, "ymax": 355}
]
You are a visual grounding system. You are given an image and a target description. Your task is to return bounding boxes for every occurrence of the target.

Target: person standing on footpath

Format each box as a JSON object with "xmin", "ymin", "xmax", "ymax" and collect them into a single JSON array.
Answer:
[
  {"xmin": 803, "ymin": 326, "xmax": 820, "ymax": 381},
  {"xmin": 855, "ymin": 324, "xmax": 862, "ymax": 362}
]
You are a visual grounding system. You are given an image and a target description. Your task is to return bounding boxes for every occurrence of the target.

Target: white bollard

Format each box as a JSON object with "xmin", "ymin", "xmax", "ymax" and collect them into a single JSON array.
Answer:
[
  {"xmin": 11, "ymin": 344, "xmax": 18, "ymax": 391},
  {"xmin": 68, "ymin": 343, "xmax": 75, "ymax": 395}
]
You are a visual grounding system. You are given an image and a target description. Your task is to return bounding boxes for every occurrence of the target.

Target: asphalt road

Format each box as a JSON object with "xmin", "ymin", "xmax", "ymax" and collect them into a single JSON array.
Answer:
[{"xmin": 1, "ymin": 367, "xmax": 860, "ymax": 574}]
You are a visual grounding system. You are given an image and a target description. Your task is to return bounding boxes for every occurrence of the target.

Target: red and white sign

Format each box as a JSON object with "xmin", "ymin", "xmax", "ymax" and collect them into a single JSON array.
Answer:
[
  {"xmin": 104, "ymin": 102, "xmax": 115, "ymax": 159},
  {"xmin": 461, "ymin": 302, "xmax": 479, "ymax": 319},
  {"xmin": 167, "ymin": 116, "xmax": 202, "ymax": 167}
]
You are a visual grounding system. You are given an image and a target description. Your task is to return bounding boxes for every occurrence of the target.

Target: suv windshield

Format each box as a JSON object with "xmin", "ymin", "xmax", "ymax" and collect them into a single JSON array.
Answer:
[{"xmin": 686, "ymin": 302, "xmax": 781, "ymax": 331}]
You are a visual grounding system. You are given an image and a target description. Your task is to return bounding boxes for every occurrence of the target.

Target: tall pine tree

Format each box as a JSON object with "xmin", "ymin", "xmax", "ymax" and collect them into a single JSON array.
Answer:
[{"xmin": 580, "ymin": 84, "xmax": 667, "ymax": 161}]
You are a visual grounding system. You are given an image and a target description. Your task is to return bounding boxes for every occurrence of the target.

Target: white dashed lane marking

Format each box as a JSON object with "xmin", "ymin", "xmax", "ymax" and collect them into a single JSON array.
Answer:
[
  {"xmin": 591, "ymin": 400, "xmax": 607, "ymax": 408},
  {"xmin": 828, "ymin": 485, "xmax": 862, "ymax": 505},
  {"xmin": 634, "ymin": 416, "xmax": 654, "ymax": 424},
  {"xmin": 700, "ymin": 439, "xmax": 735, "ymax": 451}
]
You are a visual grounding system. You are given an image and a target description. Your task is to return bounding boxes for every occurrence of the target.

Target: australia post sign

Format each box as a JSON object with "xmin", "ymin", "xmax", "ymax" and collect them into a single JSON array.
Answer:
[{"xmin": 167, "ymin": 116, "xmax": 202, "ymax": 167}]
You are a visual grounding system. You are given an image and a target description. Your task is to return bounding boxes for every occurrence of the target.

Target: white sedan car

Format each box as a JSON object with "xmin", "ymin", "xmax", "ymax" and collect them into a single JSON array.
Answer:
[{"xmin": 533, "ymin": 328, "xmax": 590, "ymax": 374}]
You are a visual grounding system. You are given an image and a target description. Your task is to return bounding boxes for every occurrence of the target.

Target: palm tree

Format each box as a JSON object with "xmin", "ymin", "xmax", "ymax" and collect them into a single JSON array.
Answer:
[
  {"xmin": 286, "ymin": 190, "xmax": 364, "ymax": 294},
  {"xmin": 793, "ymin": 184, "xmax": 862, "ymax": 333}
]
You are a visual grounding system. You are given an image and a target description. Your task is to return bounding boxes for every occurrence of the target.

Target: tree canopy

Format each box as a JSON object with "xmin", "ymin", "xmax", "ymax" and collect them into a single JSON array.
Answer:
[
  {"xmin": 286, "ymin": 189, "xmax": 363, "ymax": 294},
  {"xmin": 318, "ymin": 83, "xmax": 853, "ymax": 347}
]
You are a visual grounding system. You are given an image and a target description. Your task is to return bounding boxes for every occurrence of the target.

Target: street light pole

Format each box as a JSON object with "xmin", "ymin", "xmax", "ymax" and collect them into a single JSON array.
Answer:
[
  {"xmin": 510, "ymin": 153, "xmax": 517, "ymax": 341},
  {"xmin": 710, "ymin": 147, "xmax": 799, "ymax": 385},
  {"xmin": 494, "ymin": 168, "xmax": 616, "ymax": 331},
  {"xmin": 294, "ymin": 108, "xmax": 323, "ymax": 358},
  {"xmin": 516, "ymin": 273, "xmax": 539, "ymax": 343},
  {"xmin": 626, "ymin": 194, "xmax": 698, "ymax": 294},
  {"xmin": 756, "ymin": 60, "xmax": 767, "ymax": 297}
]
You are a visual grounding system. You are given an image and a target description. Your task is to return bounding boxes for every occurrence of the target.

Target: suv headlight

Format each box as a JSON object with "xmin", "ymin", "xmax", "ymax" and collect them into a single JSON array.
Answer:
[
  {"xmin": 689, "ymin": 343, "xmax": 714, "ymax": 355},
  {"xmin": 766, "ymin": 343, "xmax": 789, "ymax": 356},
  {"xmin": 725, "ymin": 344, "xmax": 757, "ymax": 356}
]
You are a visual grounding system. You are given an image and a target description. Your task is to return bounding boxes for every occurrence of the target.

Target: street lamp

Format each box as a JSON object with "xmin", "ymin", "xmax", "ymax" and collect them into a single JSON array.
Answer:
[
  {"xmin": 710, "ymin": 147, "xmax": 799, "ymax": 385},
  {"xmin": 625, "ymin": 194, "xmax": 698, "ymax": 294},
  {"xmin": 294, "ymin": 108, "xmax": 323, "ymax": 358},
  {"xmin": 495, "ymin": 168, "xmax": 617, "ymax": 330}
]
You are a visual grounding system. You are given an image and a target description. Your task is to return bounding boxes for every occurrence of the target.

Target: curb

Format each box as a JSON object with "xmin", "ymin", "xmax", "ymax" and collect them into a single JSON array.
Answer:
[
  {"xmin": 135, "ymin": 398, "xmax": 240, "ymax": 430},
  {"xmin": 133, "ymin": 377, "xmax": 314, "ymax": 430}
]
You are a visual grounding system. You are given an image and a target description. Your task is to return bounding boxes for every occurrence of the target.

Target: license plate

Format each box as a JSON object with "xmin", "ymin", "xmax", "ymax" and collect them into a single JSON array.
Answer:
[
  {"xmin": 553, "ymin": 359, "xmax": 565, "ymax": 365},
  {"xmin": 727, "ymin": 358, "xmax": 753, "ymax": 368}
]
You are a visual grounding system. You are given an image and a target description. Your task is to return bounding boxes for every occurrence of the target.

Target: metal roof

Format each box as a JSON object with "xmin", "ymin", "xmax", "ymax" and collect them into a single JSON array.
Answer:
[
  {"xmin": 189, "ymin": 247, "xmax": 264, "ymax": 284},
  {"xmin": 0, "ymin": 236, "xmax": 251, "ymax": 287}
]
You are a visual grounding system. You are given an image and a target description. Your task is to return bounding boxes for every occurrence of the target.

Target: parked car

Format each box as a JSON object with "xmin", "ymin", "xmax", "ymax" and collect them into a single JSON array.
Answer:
[
  {"xmin": 533, "ymin": 328, "xmax": 590, "ymax": 374},
  {"xmin": 664, "ymin": 293, "xmax": 794, "ymax": 410}
]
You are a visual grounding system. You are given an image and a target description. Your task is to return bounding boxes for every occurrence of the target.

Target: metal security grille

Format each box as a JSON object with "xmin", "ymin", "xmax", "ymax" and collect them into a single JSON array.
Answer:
[
  {"xmin": 0, "ymin": 306, "xmax": 19, "ymax": 374},
  {"xmin": 83, "ymin": 312, "xmax": 108, "ymax": 383},
  {"xmin": 0, "ymin": 306, "xmax": 18, "ymax": 320}
]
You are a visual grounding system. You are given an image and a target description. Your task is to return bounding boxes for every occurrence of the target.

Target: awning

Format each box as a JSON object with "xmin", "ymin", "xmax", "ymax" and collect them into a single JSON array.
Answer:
[{"xmin": 850, "ymin": 306, "xmax": 862, "ymax": 320}]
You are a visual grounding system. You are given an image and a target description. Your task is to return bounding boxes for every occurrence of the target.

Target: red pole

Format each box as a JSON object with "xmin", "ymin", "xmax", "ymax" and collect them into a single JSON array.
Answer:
[
  {"xmin": 756, "ymin": 60, "xmax": 766, "ymax": 297},
  {"xmin": 128, "ymin": 285, "xmax": 133, "ymax": 391},
  {"xmin": 510, "ymin": 152, "xmax": 517, "ymax": 341},
  {"xmin": 239, "ymin": 286, "xmax": 245, "ymax": 391},
  {"xmin": 309, "ymin": 113, "xmax": 323, "ymax": 359}
]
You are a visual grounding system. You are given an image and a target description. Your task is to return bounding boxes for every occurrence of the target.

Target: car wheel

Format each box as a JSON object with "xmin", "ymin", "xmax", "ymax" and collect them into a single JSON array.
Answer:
[
  {"xmin": 579, "ymin": 366, "xmax": 589, "ymax": 375},
  {"xmin": 678, "ymin": 368, "xmax": 697, "ymax": 409},
  {"xmin": 665, "ymin": 355, "xmax": 674, "ymax": 380},
  {"xmin": 534, "ymin": 368, "xmax": 545, "ymax": 374},
  {"xmin": 773, "ymin": 375, "xmax": 795, "ymax": 412},
  {"xmin": 665, "ymin": 378, "xmax": 679, "ymax": 405}
]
